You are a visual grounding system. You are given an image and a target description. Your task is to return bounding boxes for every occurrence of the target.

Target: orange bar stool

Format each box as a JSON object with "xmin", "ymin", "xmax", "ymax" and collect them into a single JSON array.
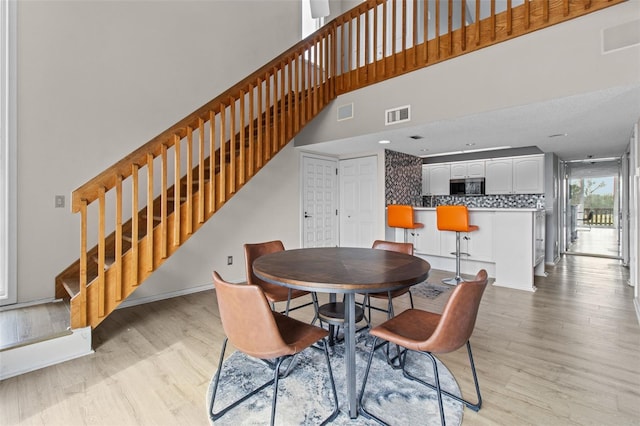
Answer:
[
  {"xmin": 436, "ymin": 205, "xmax": 479, "ymax": 285},
  {"xmin": 387, "ymin": 205, "xmax": 424, "ymax": 244}
]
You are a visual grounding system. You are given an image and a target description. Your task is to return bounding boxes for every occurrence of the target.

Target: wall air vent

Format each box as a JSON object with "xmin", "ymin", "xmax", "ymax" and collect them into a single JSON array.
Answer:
[
  {"xmin": 337, "ymin": 103, "xmax": 354, "ymax": 121},
  {"xmin": 385, "ymin": 105, "xmax": 410, "ymax": 126},
  {"xmin": 602, "ymin": 19, "xmax": 640, "ymax": 54}
]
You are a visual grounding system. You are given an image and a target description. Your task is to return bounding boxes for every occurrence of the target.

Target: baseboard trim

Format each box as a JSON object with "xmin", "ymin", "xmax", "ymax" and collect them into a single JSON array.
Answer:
[
  {"xmin": 0, "ymin": 297, "xmax": 57, "ymax": 312},
  {"xmin": 116, "ymin": 282, "xmax": 214, "ymax": 309},
  {"xmin": 0, "ymin": 326, "xmax": 93, "ymax": 380}
]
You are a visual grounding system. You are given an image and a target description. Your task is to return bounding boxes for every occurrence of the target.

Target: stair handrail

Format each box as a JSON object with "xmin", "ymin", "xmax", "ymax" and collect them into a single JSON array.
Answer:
[{"xmin": 70, "ymin": 29, "xmax": 337, "ymax": 212}]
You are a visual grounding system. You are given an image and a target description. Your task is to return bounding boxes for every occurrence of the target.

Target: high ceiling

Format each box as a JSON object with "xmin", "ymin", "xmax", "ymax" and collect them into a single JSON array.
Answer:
[{"xmin": 299, "ymin": 84, "xmax": 640, "ymax": 162}]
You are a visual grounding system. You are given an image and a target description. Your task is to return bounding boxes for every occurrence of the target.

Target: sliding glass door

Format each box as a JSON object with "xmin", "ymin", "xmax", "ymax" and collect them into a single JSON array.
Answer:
[{"xmin": 565, "ymin": 160, "xmax": 622, "ymax": 259}]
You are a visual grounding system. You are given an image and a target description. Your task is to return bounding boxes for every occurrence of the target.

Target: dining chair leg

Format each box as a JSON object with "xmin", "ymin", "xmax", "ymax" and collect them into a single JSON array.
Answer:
[
  {"xmin": 310, "ymin": 292, "xmax": 320, "ymax": 325},
  {"xmin": 270, "ymin": 357, "xmax": 287, "ymax": 426},
  {"xmin": 385, "ymin": 342, "xmax": 403, "ymax": 369},
  {"xmin": 358, "ymin": 336, "xmax": 389, "ymax": 425},
  {"xmin": 365, "ymin": 295, "xmax": 373, "ymax": 327},
  {"xmin": 402, "ymin": 341, "xmax": 482, "ymax": 411},
  {"xmin": 424, "ymin": 352, "xmax": 446, "ymax": 426},
  {"xmin": 209, "ymin": 338, "xmax": 277, "ymax": 421},
  {"xmin": 466, "ymin": 341, "xmax": 483, "ymax": 411},
  {"xmin": 284, "ymin": 289, "xmax": 292, "ymax": 316},
  {"xmin": 386, "ymin": 292, "xmax": 395, "ymax": 319},
  {"xmin": 320, "ymin": 337, "xmax": 340, "ymax": 425}
]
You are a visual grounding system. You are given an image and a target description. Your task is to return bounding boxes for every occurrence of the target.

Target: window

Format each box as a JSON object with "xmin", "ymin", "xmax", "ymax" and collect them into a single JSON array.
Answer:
[
  {"xmin": 301, "ymin": 0, "xmax": 326, "ymax": 39},
  {"xmin": 0, "ymin": 0, "xmax": 16, "ymax": 305}
]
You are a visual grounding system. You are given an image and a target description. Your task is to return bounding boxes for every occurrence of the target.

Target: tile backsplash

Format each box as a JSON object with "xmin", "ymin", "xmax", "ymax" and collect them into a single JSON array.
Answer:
[{"xmin": 422, "ymin": 194, "xmax": 545, "ymax": 209}]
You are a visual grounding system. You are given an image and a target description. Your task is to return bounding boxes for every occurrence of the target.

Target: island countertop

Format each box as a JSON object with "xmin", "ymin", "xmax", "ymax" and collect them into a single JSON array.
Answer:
[{"xmin": 389, "ymin": 207, "xmax": 546, "ymax": 292}]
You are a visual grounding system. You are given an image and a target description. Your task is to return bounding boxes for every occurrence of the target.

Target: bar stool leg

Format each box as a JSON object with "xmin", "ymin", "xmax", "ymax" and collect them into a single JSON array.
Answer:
[{"xmin": 443, "ymin": 231, "xmax": 463, "ymax": 285}]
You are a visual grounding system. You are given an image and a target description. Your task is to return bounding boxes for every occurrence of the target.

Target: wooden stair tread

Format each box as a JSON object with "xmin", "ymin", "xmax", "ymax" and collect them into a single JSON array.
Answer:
[
  {"xmin": 61, "ymin": 277, "xmax": 80, "ymax": 298},
  {"xmin": 92, "ymin": 255, "xmax": 116, "ymax": 268}
]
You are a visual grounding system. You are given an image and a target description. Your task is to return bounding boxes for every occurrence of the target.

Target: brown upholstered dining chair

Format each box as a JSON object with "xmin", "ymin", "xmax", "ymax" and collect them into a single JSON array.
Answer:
[
  {"xmin": 244, "ymin": 240, "xmax": 317, "ymax": 316},
  {"xmin": 358, "ymin": 269, "xmax": 489, "ymax": 426},
  {"xmin": 209, "ymin": 272, "xmax": 339, "ymax": 425},
  {"xmin": 362, "ymin": 240, "xmax": 416, "ymax": 320}
]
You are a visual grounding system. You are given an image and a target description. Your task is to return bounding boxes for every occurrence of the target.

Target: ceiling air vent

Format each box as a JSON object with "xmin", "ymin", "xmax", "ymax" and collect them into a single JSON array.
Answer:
[{"xmin": 385, "ymin": 105, "xmax": 410, "ymax": 126}]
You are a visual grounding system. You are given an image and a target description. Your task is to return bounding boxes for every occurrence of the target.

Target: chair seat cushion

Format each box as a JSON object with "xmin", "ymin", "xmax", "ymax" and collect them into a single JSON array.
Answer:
[
  {"xmin": 369, "ymin": 308, "xmax": 442, "ymax": 352},
  {"xmin": 273, "ymin": 311, "xmax": 329, "ymax": 355}
]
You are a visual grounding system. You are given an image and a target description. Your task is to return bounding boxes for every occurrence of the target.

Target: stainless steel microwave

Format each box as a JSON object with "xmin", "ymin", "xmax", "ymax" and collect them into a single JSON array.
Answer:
[{"xmin": 450, "ymin": 178, "xmax": 485, "ymax": 196}]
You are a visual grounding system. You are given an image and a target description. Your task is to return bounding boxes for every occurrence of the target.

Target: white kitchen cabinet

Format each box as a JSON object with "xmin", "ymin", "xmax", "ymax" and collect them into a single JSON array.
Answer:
[
  {"xmin": 485, "ymin": 159, "xmax": 513, "ymax": 194},
  {"xmin": 425, "ymin": 164, "xmax": 450, "ymax": 195},
  {"xmin": 465, "ymin": 212, "xmax": 494, "ymax": 261},
  {"xmin": 439, "ymin": 211, "xmax": 493, "ymax": 262},
  {"xmin": 414, "ymin": 210, "xmax": 439, "ymax": 255},
  {"xmin": 493, "ymin": 209, "xmax": 544, "ymax": 291},
  {"xmin": 485, "ymin": 155, "xmax": 544, "ymax": 195},
  {"xmin": 513, "ymin": 155, "xmax": 544, "ymax": 194},
  {"xmin": 450, "ymin": 161, "xmax": 485, "ymax": 179},
  {"xmin": 410, "ymin": 207, "xmax": 544, "ymax": 292}
]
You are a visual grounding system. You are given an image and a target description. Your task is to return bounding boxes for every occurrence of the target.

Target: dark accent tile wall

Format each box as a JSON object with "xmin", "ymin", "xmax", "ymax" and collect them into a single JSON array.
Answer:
[{"xmin": 385, "ymin": 149, "xmax": 422, "ymax": 206}]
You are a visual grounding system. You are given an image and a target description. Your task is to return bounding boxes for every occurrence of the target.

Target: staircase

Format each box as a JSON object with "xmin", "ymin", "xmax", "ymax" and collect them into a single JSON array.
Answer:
[{"xmin": 54, "ymin": 0, "xmax": 625, "ymax": 331}]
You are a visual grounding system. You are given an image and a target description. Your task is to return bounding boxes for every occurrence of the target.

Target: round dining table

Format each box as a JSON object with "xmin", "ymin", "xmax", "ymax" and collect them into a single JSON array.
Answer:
[{"xmin": 253, "ymin": 246, "xmax": 431, "ymax": 419}]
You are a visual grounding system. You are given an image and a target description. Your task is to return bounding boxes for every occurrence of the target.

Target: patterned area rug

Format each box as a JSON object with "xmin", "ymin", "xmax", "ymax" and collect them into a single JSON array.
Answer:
[
  {"xmin": 206, "ymin": 332, "xmax": 463, "ymax": 425},
  {"xmin": 410, "ymin": 281, "xmax": 453, "ymax": 299}
]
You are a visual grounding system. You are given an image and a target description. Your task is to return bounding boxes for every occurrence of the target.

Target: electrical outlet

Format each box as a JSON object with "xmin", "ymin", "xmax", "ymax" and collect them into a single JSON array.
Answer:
[
  {"xmin": 55, "ymin": 195, "xmax": 65, "ymax": 208},
  {"xmin": 227, "ymin": 256, "xmax": 233, "ymax": 265}
]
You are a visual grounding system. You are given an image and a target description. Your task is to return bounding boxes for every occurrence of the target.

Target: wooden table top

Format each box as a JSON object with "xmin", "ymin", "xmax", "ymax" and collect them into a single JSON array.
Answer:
[{"xmin": 253, "ymin": 247, "xmax": 431, "ymax": 294}]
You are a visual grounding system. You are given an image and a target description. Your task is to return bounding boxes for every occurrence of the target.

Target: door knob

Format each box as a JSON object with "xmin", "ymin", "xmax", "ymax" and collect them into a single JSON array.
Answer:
[{"xmin": 304, "ymin": 213, "xmax": 312, "ymax": 218}]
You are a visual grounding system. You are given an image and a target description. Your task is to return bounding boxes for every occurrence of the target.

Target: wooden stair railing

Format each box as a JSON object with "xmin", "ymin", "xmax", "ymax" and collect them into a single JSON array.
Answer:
[{"xmin": 55, "ymin": 0, "xmax": 625, "ymax": 330}]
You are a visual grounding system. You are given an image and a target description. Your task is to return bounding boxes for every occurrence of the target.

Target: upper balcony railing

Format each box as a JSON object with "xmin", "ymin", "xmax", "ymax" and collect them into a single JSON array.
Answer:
[{"xmin": 331, "ymin": 0, "xmax": 623, "ymax": 93}]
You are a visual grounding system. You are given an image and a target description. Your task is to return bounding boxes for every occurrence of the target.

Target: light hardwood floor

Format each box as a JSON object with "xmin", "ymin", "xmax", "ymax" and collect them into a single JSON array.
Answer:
[
  {"xmin": 567, "ymin": 226, "xmax": 620, "ymax": 258},
  {"xmin": 0, "ymin": 256, "xmax": 638, "ymax": 425}
]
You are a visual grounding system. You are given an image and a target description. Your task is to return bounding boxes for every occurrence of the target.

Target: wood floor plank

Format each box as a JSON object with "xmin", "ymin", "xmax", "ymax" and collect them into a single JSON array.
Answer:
[{"xmin": 0, "ymin": 256, "xmax": 638, "ymax": 425}]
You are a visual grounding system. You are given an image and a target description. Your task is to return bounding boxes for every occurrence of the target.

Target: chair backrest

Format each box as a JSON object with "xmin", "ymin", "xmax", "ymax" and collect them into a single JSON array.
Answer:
[
  {"xmin": 372, "ymin": 239, "xmax": 414, "ymax": 255},
  {"xmin": 387, "ymin": 205, "xmax": 416, "ymax": 229},
  {"xmin": 436, "ymin": 205, "xmax": 471, "ymax": 232},
  {"xmin": 418, "ymin": 269, "xmax": 488, "ymax": 354},
  {"xmin": 244, "ymin": 240, "xmax": 286, "ymax": 294},
  {"xmin": 212, "ymin": 271, "xmax": 294, "ymax": 359}
]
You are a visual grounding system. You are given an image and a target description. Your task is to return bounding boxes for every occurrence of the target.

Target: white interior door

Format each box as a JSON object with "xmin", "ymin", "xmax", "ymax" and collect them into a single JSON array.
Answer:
[
  {"xmin": 301, "ymin": 154, "xmax": 338, "ymax": 248},
  {"xmin": 339, "ymin": 156, "xmax": 378, "ymax": 248}
]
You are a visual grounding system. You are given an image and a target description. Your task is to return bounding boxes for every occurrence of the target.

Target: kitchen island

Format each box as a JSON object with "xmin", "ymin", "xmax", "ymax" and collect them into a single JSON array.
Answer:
[{"xmin": 387, "ymin": 207, "xmax": 545, "ymax": 292}]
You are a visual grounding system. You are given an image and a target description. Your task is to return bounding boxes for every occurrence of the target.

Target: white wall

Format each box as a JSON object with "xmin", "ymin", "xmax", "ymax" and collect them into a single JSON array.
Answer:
[
  {"xmin": 127, "ymin": 144, "xmax": 301, "ymax": 303},
  {"xmin": 16, "ymin": 1, "xmax": 302, "ymax": 304},
  {"xmin": 631, "ymin": 121, "xmax": 639, "ymax": 305}
]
